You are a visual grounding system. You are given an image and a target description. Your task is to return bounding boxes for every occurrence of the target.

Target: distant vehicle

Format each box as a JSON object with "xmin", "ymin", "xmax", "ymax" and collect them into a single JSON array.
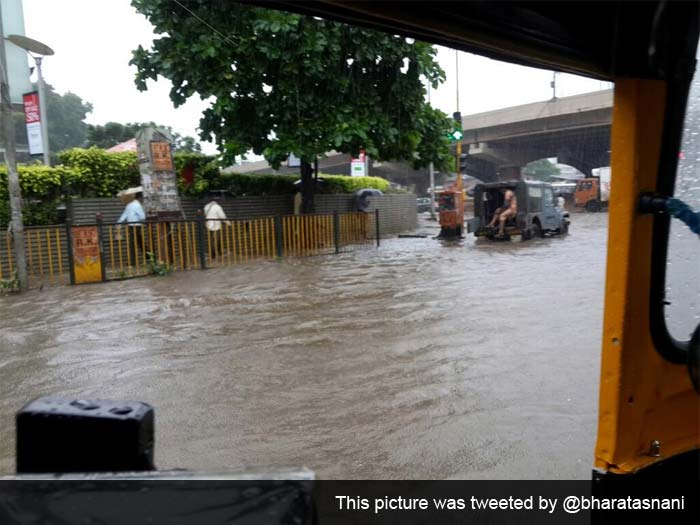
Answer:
[
  {"xmin": 574, "ymin": 167, "xmax": 611, "ymax": 212},
  {"xmin": 467, "ymin": 180, "xmax": 570, "ymax": 240},
  {"xmin": 551, "ymin": 182, "xmax": 577, "ymax": 197},
  {"xmin": 416, "ymin": 197, "xmax": 432, "ymax": 213}
]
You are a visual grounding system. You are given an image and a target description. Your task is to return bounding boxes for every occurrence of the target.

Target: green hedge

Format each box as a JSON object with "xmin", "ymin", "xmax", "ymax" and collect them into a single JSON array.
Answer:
[
  {"xmin": 319, "ymin": 174, "xmax": 390, "ymax": 194},
  {"xmin": 214, "ymin": 173, "xmax": 390, "ymax": 196},
  {"xmin": 58, "ymin": 148, "xmax": 140, "ymax": 197},
  {"xmin": 1, "ymin": 148, "xmax": 392, "ymax": 226},
  {"xmin": 175, "ymin": 152, "xmax": 221, "ymax": 196},
  {"xmin": 0, "ymin": 164, "xmax": 75, "ymax": 226}
]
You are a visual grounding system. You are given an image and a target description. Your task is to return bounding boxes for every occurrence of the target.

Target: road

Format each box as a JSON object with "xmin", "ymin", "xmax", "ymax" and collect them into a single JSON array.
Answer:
[{"xmin": 0, "ymin": 214, "xmax": 609, "ymax": 478}]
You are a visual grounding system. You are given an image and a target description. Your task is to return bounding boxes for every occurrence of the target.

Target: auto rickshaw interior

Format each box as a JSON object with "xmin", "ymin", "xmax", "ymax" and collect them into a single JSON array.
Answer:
[{"xmin": 262, "ymin": 1, "xmax": 700, "ymax": 483}]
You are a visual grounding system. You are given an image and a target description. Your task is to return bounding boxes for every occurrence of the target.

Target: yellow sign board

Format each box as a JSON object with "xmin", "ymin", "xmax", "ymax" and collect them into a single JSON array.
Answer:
[{"xmin": 72, "ymin": 226, "xmax": 102, "ymax": 284}]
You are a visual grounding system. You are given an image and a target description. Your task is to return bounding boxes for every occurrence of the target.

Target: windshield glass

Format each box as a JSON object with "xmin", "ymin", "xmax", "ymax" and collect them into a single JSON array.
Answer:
[
  {"xmin": 665, "ymin": 46, "xmax": 700, "ymax": 341},
  {"xmin": 0, "ymin": 0, "xmax": 614, "ymax": 481}
]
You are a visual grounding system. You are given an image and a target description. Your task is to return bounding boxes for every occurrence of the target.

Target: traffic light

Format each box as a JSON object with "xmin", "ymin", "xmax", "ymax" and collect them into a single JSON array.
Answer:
[
  {"xmin": 459, "ymin": 153, "xmax": 468, "ymax": 173},
  {"xmin": 448, "ymin": 111, "xmax": 463, "ymax": 141}
]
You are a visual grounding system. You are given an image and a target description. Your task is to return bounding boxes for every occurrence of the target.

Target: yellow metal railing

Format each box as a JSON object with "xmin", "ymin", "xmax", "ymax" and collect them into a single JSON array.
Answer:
[
  {"xmin": 204, "ymin": 218, "xmax": 276, "ymax": 268},
  {"xmin": 338, "ymin": 212, "xmax": 374, "ymax": 249},
  {"xmin": 282, "ymin": 214, "xmax": 336, "ymax": 257},
  {"xmin": 0, "ymin": 212, "xmax": 377, "ymax": 288},
  {"xmin": 0, "ymin": 227, "xmax": 68, "ymax": 286},
  {"xmin": 104, "ymin": 221, "xmax": 203, "ymax": 279}
]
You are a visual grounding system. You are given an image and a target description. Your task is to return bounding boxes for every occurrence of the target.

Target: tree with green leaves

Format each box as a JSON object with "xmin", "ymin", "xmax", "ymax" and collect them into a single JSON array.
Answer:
[
  {"xmin": 45, "ymin": 83, "xmax": 93, "ymax": 153},
  {"xmin": 130, "ymin": 0, "xmax": 453, "ymax": 212},
  {"xmin": 86, "ymin": 121, "xmax": 202, "ymax": 152},
  {"xmin": 522, "ymin": 158, "xmax": 561, "ymax": 181}
]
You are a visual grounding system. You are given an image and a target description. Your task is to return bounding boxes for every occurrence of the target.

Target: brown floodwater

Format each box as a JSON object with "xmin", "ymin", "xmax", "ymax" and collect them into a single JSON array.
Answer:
[{"xmin": 0, "ymin": 214, "xmax": 610, "ymax": 479}]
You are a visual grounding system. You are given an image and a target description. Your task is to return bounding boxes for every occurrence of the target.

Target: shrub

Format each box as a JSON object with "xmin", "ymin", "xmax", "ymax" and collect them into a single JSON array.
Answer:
[
  {"xmin": 58, "ymin": 147, "xmax": 140, "ymax": 197},
  {"xmin": 317, "ymin": 174, "xmax": 390, "ymax": 193},
  {"xmin": 175, "ymin": 153, "xmax": 222, "ymax": 196},
  {"xmin": 209, "ymin": 172, "xmax": 390, "ymax": 196},
  {"xmin": 1, "ymin": 148, "xmax": 393, "ymax": 227},
  {"xmin": 0, "ymin": 164, "xmax": 76, "ymax": 227}
]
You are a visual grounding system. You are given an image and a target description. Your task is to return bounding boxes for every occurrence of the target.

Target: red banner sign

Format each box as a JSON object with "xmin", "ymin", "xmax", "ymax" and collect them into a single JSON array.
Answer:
[
  {"xmin": 23, "ymin": 91, "xmax": 43, "ymax": 155},
  {"xmin": 23, "ymin": 92, "xmax": 40, "ymax": 124}
]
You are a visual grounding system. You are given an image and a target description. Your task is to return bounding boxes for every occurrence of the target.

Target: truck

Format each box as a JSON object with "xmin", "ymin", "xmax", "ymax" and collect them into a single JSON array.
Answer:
[{"xmin": 574, "ymin": 167, "xmax": 611, "ymax": 212}]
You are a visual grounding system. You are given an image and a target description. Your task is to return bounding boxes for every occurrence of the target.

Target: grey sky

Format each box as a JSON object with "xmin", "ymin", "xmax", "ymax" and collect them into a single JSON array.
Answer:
[{"xmin": 22, "ymin": 0, "xmax": 612, "ymax": 157}]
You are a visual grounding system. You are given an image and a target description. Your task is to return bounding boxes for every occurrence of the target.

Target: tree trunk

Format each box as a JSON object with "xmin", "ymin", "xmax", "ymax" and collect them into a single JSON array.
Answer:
[{"xmin": 300, "ymin": 159, "xmax": 315, "ymax": 214}]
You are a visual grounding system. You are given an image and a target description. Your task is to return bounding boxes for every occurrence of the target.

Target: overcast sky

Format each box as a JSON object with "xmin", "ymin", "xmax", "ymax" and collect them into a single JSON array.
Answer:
[{"xmin": 22, "ymin": 0, "xmax": 612, "ymax": 157}]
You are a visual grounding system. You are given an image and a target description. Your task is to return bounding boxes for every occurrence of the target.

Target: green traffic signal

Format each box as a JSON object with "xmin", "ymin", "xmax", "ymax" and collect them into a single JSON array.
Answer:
[
  {"xmin": 449, "ymin": 110, "xmax": 463, "ymax": 141},
  {"xmin": 448, "ymin": 129, "xmax": 463, "ymax": 141}
]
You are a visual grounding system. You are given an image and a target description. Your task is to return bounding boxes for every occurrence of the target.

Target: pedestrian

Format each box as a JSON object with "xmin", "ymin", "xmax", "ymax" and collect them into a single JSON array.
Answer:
[
  {"xmin": 204, "ymin": 192, "xmax": 229, "ymax": 259},
  {"xmin": 117, "ymin": 190, "xmax": 145, "ymax": 266}
]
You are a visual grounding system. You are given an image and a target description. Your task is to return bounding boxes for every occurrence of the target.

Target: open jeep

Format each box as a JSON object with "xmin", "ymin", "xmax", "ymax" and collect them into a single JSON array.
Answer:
[{"xmin": 467, "ymin": 181, "xmax": 570, "ymax": 240}]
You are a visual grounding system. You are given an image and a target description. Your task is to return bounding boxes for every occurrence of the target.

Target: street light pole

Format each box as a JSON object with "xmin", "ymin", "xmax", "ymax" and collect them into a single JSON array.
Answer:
[
  {"xmin": 0, "ymin": 14, "xmax": 28, "ymax": 290},
  {"xmin": 6, "ymin": 35, "xmax": 54, "ymax": 166},
  {"xmin": 427, "ymin": 81, "xmax": 436, "ymax": 220},
  {"xmin": 34, "ymin": 55, "xmax": 49, "ymax": 165}
]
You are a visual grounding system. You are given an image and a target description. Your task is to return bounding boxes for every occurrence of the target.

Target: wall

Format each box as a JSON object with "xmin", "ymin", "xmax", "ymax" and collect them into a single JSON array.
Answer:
[
  {"xmin": 70, "ymin": 196, "xmax": 293, "ymax": 225},
  {"xmin": 69, "ymin": 194, "xmax": 418, "ymax": 235}
]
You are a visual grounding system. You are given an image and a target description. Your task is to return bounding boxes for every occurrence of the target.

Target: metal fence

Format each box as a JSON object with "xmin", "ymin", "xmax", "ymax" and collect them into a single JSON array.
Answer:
[
  {"xmin": 0, "ymin": 211, "xmax": 379, "ymax": 288},
  {"xmin": 1, "ymin": 226, "xmax": 70, "ymax": 287}
]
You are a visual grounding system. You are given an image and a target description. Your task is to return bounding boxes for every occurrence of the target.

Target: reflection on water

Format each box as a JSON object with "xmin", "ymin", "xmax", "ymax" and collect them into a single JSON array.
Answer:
[{"xmin": 0, "ymin": 214, "xmax": 609, "ymax": 479}]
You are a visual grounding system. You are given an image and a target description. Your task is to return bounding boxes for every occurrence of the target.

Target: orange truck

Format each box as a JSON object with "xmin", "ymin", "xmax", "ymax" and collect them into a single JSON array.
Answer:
[{"xmin": 574, "ymin": 167, "xmax": 611, "ymax": 212}]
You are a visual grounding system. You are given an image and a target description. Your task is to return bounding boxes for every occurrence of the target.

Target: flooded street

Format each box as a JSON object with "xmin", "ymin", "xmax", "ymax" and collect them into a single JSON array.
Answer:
[{"xmin": 0, "ymin": 214, "xmax": 609, "ymax": 479}]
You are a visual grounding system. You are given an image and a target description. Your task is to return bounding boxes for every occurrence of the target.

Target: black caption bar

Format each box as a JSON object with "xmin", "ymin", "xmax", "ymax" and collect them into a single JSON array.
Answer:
[{"xmin": 0, "ymin": 479, "xmax": 697, "ymax": 524}]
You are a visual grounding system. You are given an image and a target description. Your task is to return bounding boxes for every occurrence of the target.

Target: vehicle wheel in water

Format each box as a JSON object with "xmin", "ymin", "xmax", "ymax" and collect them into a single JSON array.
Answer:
[
  {"xmin": 586, "ymin": 200, "xmax": 601, "ymax": 212},
  {"xmin": 530, "ymin": 220, "xmax": 542, "ymax": 238},
  {"xmin": 560, "ymin": 221, "xmax": 569, "ymax": 235}
]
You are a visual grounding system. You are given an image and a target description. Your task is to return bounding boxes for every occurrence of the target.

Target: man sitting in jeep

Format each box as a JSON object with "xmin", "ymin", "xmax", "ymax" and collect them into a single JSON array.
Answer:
[{"xmin": 487, "ymin": 188, "xmax": 518, "ymax": 237}]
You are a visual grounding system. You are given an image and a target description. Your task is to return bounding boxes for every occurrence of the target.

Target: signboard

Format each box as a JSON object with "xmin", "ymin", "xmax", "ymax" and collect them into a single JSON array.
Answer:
[
  {"xmin": 1, "ymin": 0, "xmax": 32, "ymax": 106},
  {"xmin": 150, "ymin": 141, "xmax": 173, "ymax": 171},
  {"xmin": 22, "ymin": 91, "xmax": 43, "ymax": 155},
  {"xmin": 136, "ymin": 128, "xmax": 183, "ymax": 219},
  {"xmin": 71, "ymin": 226, "xmax": 102, "ymax": 284},
  {"xmin": 351, "ymin": 150, "xmax": 366, "ymax": 177}
]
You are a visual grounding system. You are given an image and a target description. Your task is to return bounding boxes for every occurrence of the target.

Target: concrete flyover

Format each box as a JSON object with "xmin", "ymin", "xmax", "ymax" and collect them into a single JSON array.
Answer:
[{"xmin": 461, "ymin": 89, "xmax": 612, "ymax": 182}]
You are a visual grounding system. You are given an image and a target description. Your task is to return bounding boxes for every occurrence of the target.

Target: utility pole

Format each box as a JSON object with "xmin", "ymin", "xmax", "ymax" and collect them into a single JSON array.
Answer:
[
  {"xmin": 455, "ymin": 49, "xmax": 462, "ymax": 192},
  {"xmin": 0, "ymin": 5, "xmax": 27, "ymax": 290},
  {"xmin": 551, "ymin": 72, "xmax": 557, "ymax": 99},
  {"xmin": 427, "ymin": 81, "xmax": 436, "ymax": 220}
]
